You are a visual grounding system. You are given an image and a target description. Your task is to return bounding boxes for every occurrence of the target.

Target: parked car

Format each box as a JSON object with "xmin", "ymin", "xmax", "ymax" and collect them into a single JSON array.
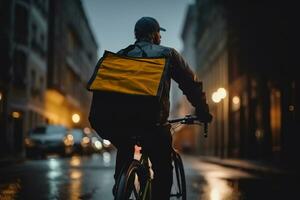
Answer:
[
  {"xmin": 68, "ymin": 128, "xmax": 84, "ymax": 154},
  {"xmin": 25, "ymin": 125, "xmax": 72, "ymax": 158},
  {"xmin": 68, "ymin": 128, "xmax": 104, "ymax": 155},
  {"xmin": 81, "ymin": 128, "xmax": 104, "ymax": 154},
  {"xmin": 85, "ymin": 128, "xmax": 115, "ymax": 152},
  {"xmin": 101, "ymin": 138, "xmax": 115, "ymax": 152}
]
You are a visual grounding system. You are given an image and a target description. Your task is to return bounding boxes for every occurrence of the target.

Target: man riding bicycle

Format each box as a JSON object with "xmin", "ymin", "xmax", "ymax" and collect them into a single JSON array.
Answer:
[{"xmin": 89, "ymin": 16, "xmax": 212, "ymax": 199}]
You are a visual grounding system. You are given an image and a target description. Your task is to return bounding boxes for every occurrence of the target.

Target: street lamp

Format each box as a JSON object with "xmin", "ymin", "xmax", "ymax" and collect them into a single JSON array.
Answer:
[
  {"xmin": 217, "ymin": 88, "xmax": 227, "ymax": 99},
  {"xmin": 232, "ymin": 96, "xmax": 240, "ymax": 111},
  {"xmin": 72, "ymin": 113, "xmax": 80, "ymax": 124},
  {"xmin": 12, "ymin": 111, "xmax": 21, "ymax": 119},
  {"xmin": 212, "ymin": 92, "xmax": 221, "ymax": 103},
  {"xmin": 211, "ymin": 87, "xmax": 227, "ymax": 158}
]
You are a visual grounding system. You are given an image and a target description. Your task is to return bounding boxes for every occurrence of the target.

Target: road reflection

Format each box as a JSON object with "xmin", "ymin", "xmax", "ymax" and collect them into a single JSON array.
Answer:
[
  {"xmin": 47, "ymin": 158, "xmax": 63, "ymax": 199},
  {"xmin": 69, "ymin": 169, "xmax": 82, "ymax": 200},
  {"xmin": 203, "ymin": 170, "xmax": 244, "ymax": 200},
  {"xmin": 206, "ymin": 176, "xmax": 237, "ymax": 200},
  {"xmin": 70, "ymin": 169, "xmax": 82, "ymax": 180},
  {"xmin": 184, "ymin": 155, "xmax": 255, "ymax": 200},
  {"xmin": 70, "ymin": 156, "xmax": 81, "ymax": 167},
  {"xmin": 102, "ymin": 152, "xmax": 111, "ymax": 166},
  {"xmin": 0, "ymin": 152, "xmax": 116, "ymax": 199},
  {"xmin": 47, "ymin": 158, "xmax": 62, "ymax": 180}
]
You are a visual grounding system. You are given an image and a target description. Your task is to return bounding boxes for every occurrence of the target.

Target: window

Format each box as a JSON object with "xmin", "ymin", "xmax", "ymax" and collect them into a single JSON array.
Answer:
[
  {"xmin": 0, "ymin": 91, "xmax": 3, "ymax": 114},
  {"xmin": 13, "ymin": 50, "xmax": 27, "ymax": 88},
  {"xmin": 67, "ymin": 29, "xmax": 81, "ymax": 55},
  {"xmin": 31, "ymin": 70, "xmax": 36, "ymax": 87},
  {"xmin": 270, "ymin": 88, "xmax": 281, "ymax": 152},
  {"xmin": 40, "ymin": 33, "xmax": 46, "ymax": 58},
  {"xmin": 14, "ymin": 5, "xmax": 29, "ymax": 45},
  {"xmin": 33, "ymin": 0, "xmax": 44, "ymax": 14},
  {"xmin": 32, "ymin": 23, "xmax": 37, "ymax": 38},
  {"xmin": 39, "ymin": 76, "xmax": 44, "ymax": 100},
  {"xmin": 30, "ymin": 70, "xmax": 38, "ymax": 96},
  {"xmin": 31, "ymin": 22, "xmax": 46, "ymax": 59}
]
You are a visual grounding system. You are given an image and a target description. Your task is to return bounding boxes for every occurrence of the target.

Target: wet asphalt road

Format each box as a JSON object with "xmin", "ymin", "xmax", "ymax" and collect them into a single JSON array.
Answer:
[{"xmin": 0, "ymin": 151, "xmax": 298, "ymax": 200}]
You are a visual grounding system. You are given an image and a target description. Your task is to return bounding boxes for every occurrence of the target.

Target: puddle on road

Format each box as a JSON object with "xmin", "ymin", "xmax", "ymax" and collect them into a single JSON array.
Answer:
[{"xmin": 192, "ymin": 175, "xmax": 297, "ymax": 200}]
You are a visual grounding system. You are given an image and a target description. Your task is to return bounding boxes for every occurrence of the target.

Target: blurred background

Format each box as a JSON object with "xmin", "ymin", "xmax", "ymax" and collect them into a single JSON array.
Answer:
[
  {"xmin": 0, "ymin": 0, "xmax": 298, "ymax": 166},
  {"xmin": 0, "ymin": 0, "xmax": 299, "ymax": 199}
]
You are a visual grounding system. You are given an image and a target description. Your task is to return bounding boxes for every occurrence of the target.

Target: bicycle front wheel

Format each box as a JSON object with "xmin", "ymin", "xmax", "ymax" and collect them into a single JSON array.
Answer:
[
  {"xmin": 170, "ymin": 150, "xmax": 187, "ymax": 200},
  {"xmin": 115, "ymin": 159, "xmax": 151, "ymax": 200}
]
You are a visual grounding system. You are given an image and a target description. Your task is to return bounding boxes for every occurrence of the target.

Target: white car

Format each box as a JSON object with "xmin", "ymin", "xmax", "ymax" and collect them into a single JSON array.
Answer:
[{"xmin": 25, "ymin": 125, "xmax": 71, "ymax": 158}]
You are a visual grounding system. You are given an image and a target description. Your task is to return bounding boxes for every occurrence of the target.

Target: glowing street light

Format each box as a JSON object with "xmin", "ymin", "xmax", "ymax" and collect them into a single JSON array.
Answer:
[
  {"xmin": 211, "ymin": 87, "xmax": 227, "ymax": 103},
  {"xmin": 72, "ymin": 113, "xmax": 80, "ymax": 123},
  {"xmin": 217, "ymin": 88, "xmax": 227, "ymax": 99},
  {"xmin": 12, "ymin": 111, "xmax": 21, "ymax": 119},
  {"xmin": 232, "ymin": 96, "xmax": 240, "ymax": 111},
  {"xmin": 83, "ymin": 127, "xmax": 91, "ymax": 134},
  {"xmin": 212, "ymin": 92, "xmax": 221, "ymax": 103},
  {"xmin": 232, "ymin": 96, "xmax": 240, "ymax": 105}
]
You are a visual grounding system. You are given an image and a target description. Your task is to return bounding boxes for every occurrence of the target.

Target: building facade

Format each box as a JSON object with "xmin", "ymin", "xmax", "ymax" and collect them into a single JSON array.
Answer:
[
  {"xmin": 173, "ymin": 4, "xmax": 201, "ymax": 153},
  {"xmin": 46, "ymin": 0, "xmax": 98, "ymax": 128},
  {"xmin": 195, "ymin": 0, "xmax": 229, "ymax": 158},
  {"xmin": 0, "ymin": 0, "xmax": 14, "ymax": 157},
  {"xmin": 0, "ymin": 0, "xmax": 98, "ymax": 159},
  {"xmin": 0, "ymin": 0, "xmax": 49, "ymax": 157},
  {"xmin": 181, "ymin": 0, "xmax": 299, "ymax": 166}
]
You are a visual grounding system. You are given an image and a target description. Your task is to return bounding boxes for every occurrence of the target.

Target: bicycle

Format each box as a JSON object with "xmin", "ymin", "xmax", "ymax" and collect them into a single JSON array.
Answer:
[{"xmin": 114, "ymin": 115, "xmax": 208, "ymax": 200}]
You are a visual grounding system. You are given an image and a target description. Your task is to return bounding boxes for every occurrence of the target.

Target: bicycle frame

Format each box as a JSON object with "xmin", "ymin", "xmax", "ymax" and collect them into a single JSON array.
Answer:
[
  {"xmin": 114, "ymin": 115, "xmax": 208, "ymax": 200},
  {"xmin": 139, "ymin": 152, "xmax": 152, "ymax": 200},
  {"xmin": 135, "ymin": 145, "xmax": 185, "ymax": 200}
]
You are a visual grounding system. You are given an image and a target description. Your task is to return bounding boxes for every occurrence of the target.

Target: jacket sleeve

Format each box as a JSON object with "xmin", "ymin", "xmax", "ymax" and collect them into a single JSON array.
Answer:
[{"xmin": 169, "ymin": 48, "xmax": 206, "ymax": 109}]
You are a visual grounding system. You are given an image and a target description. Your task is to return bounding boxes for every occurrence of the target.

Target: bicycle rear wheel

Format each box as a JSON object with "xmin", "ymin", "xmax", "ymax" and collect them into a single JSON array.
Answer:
[
  {"xmin": 170, "ymin": 150, "xmax": 187, "ymax": 200},
  {"xmin": 115, "ymin": 159, "xmax": 151, "ymax": 200}
]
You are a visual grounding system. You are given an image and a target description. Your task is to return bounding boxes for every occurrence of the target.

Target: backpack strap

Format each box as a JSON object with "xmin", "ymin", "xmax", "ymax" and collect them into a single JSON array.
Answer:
[{"xmin": 121, "ymin": 44, "xmax": 148, "ymax": 57}]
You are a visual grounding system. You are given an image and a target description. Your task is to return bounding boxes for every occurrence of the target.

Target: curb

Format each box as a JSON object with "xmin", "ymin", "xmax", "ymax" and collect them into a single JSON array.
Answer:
[{"xmin": 198, "ymin": 156, "xmax": 289, "ymax": 177}]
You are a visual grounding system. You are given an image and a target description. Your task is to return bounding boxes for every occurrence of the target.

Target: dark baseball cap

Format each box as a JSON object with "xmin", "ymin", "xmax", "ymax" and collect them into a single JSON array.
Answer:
[{"xmin": 134, "ymin": 17, "xmax": 166, "ymax": 35}]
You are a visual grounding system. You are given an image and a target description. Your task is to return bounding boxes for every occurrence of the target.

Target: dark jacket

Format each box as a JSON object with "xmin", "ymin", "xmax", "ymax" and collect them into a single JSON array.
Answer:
[{"xmin": 118, "ymin": 40, "xmax": 205, "ymax": 123}]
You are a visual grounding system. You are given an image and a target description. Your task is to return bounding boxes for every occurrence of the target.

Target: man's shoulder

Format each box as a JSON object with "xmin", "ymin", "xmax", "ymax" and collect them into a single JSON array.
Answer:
[
  {"xmin": 115, "ymin": 42, "xmax": 179, "ymax": 58},
  {"xmin": 150, "ymin": 44, "xmax": 178, "ymax": 56},
  {"xmin": 153, "ymin": 44, "xmax": 174, "ymax": 51}
]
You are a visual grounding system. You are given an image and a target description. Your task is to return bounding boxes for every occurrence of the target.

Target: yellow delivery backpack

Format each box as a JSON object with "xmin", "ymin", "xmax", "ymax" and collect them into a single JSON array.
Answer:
[{"xmin": 87, "ymin": 50, "xmax": 169, "ymax": 139}]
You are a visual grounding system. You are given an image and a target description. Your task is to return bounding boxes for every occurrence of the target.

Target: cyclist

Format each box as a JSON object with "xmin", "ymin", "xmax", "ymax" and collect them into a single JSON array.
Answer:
[{"xmin": 90, "ymin": 16, "xmax": 212, "ymax": 199}]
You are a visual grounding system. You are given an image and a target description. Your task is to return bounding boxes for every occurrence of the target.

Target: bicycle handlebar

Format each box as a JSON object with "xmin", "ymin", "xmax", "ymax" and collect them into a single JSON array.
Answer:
[{"xmin": 167, "ymin": 115, "xmax": 208, "ymax": 138}]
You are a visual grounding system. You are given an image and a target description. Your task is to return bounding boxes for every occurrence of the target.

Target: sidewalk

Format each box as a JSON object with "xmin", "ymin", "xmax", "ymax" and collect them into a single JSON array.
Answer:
[
  {"xmin": 0, "ymin": 156, "xmax": 24, "ymax": 168},
  {"xmin": 197, "ymin": 156, "xmax": 296, "ymax": 177}
]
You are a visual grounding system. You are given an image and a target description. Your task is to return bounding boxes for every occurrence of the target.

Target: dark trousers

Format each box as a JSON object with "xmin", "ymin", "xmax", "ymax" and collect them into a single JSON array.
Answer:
[{"xmin": 110, "ymin": 126, "xmax": 173, "ymax": 200}]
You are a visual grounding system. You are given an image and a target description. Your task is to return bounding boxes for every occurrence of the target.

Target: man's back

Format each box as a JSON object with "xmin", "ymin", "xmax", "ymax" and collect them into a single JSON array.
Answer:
[
  {"xmin": 118, "ymin": 39, "xmax": 210, "ymax": 124},
  {"xmin": 88, "ymin": 16, "xmax": 212, "ymax": 199}
]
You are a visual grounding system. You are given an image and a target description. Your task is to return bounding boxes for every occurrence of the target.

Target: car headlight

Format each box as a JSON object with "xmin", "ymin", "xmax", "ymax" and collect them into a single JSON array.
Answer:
[
  {"xmin": 63, "ymin": 134, "xmax": 74, "ymax": 146},
  {"xmin": 25, "ymin": 138, "xmax": 35, "ymax": 147},
  {"xmin": 81, "ymin": 136, "xmax": 90, "ymax": 148},
  {"xmin": 103, "ymin": 139, "xmax": 111, "ymax": 148},
  {"xmin": 93, "ymin": 140, "xmax": 103, "ymax": 150}
]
